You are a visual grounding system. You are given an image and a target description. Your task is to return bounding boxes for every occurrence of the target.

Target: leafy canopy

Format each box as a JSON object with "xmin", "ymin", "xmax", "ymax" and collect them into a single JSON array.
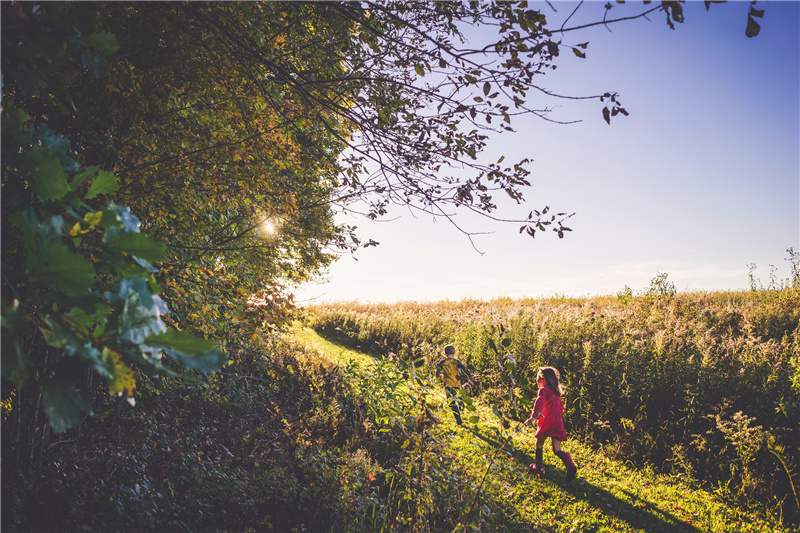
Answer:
[{"xmin": 2, "ymin": 2, "xmax": 226, "ymax": 432}]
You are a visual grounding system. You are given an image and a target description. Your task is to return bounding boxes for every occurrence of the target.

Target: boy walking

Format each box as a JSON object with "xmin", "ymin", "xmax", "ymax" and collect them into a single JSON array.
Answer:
[{"xmin": 435, "ymin": 344, "xmax": 473, "ymax": 425}]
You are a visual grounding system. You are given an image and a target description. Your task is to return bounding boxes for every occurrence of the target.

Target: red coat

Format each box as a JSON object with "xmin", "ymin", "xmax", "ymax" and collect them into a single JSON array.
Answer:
[{"xmin": 532, "ymin": 386, "xmax": 568, "ymax": 441}]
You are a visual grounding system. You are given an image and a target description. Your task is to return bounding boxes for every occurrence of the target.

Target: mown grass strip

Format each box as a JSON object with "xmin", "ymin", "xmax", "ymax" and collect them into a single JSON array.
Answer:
[{"xmin": 291, "ymin": 327, "xmax": 786, "ymax": 532}]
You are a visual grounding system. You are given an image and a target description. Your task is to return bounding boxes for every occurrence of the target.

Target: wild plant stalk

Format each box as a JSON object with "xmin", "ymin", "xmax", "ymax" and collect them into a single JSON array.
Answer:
[
  {"xmin": 768, "ymin": 439, "xmax": 800, "ymax": 523},
  {"xmin": 458, "ymin": 443, "xmax": 503, "ymax": 532}
]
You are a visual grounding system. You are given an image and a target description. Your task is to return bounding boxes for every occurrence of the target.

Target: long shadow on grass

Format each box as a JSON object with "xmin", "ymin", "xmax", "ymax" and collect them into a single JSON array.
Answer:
[
  {"xmin": 308, "ymin": 328, "xmax": 387, "ymax": 360},
  {"xmin": 557, "ymin": 476, "xmax": 702, "ymax": 533},
  {"xmin": 461, "ymin": 424, "xmax": 702, "ymax": 533}
]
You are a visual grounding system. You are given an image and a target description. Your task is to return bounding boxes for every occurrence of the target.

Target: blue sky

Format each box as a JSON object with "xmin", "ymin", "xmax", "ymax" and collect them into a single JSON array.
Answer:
[{"xmin": 294, "ymin": 1, "xmax": 800, "ymax": 304}]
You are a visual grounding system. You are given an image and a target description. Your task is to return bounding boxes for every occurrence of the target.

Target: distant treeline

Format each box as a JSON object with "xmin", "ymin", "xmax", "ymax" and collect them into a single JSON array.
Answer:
[{"xmin": 307, "ymin": 288, "xmax": 800, "ymax": 526}]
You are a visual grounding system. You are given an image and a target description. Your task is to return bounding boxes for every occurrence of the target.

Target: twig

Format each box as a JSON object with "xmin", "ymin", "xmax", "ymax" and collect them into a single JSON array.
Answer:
[{"xmin": 459, "ymin": 443, "xmax": 503, "ymax": 530}]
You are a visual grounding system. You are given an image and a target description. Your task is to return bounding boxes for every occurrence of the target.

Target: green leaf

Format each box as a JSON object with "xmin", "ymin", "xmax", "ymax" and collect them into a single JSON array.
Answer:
[
  {"xmin": 145, "ymin": 328, "xmax": 226, "ymax": 375},
  {"xmin": 106, "ymin": 277, "xmax": 169, "ymax": 344},
  {"xmin": 42, "ymin": 369, "xmax": 94, "ymax": 433},
  {"xmin": 36, "ymin": 124, "xmax": 72, "ymax": 158},
  {"xmin": 70, "ymin": 166, "xmax": 100, "ymax": 189},
  {"xmin": 146, "ymin": 328, "xmax": 217, "ymax": 354},
  {"xmin": 132, "ymin": 256, "xmax": 158, "ymax": 274},
  {"xmin": 65, "ymin": 307, "xmax": 96, "ymax": 331},
  {"xmin": 103, "ymin": 254, "xmax": 153, "ymax": 278},
  {"xmin": 64, "ymin": 342, "xmax": 106, "ymax": 371},
  {"xmin": 107, "ymin": 232, "xmax": 166, "ymax": 263},
  {"xmin": 104, "ymin": 203, "xmax": 141, "ymax": 233},
  {"xmin": 28, "ymin": 241, "xmax": 95, "ymax": 295},
  {"xmin": 137, "ymin": 346, "xmax": 181, "ymax": 378},
  {"xmin": 2, "ymin": 106, "xmax": 30, "ymax": 135},
  {"xmin": 41, "ymin": 328, "xmax": 67, "ymax": 348},
  {"xmin": 81, "ymin": 51, "xmax": 107, "ymax": 76},
  {"xmin": 41, "ymin": 215, "xmax": 67, "ymax": 240},
  {"xmin": 1, "ymin": 300, "xmax": 32, "ymax": 388},
  {"xmin": 86, "ymin": 31, "xmax": 120, "ymax": 55},
  {"xmin": 0, "ymin": 339, "xmax": 31, "ymax": 389},
  {"xmin": 487, "ymin": 338, "xmax": 498, "ymax": 354},
  {"xmin": 85, "ymin": 170, "xmax": 117, "ymax": 199},
  {"xmin": 414, "ymin": 64, "xmax": 425, "ymax": 76},
  {"xmin": 29, "ymin": 145, "xmax": 69, "ymax": 201},
  {"xmin": 15, "ymin": 66, "xmax": 47, "ymax": 96}
]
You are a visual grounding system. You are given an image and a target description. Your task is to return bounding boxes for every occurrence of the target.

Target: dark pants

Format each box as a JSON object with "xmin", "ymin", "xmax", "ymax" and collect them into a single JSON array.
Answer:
[{"xmin": 445, "ymin": 387, "xmax": 463, "ymax": 425}]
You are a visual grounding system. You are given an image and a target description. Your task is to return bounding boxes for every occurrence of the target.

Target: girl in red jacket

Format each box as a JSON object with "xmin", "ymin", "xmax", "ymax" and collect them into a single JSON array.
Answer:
[{"xmin": 524, "ymin": 366, "xmax": 578, "ymax": 481}]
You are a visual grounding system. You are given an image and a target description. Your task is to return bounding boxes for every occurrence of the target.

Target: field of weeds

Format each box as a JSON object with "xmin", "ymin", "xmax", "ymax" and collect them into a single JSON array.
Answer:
[{"xmin": 306, "ymin": 288, "xmax": 800, "ymax": 527}]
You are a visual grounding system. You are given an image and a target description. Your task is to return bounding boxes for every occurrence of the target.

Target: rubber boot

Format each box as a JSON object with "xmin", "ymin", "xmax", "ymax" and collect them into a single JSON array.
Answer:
[
  {"xmin": 557, "ymin": 451, "xmax": 577, "ymax": 482},
  {"xmin": 528, "ymin": 448, "xmax": 545, "ymax": 476},
  {"xmin": 447, "ymin": 388, "xmax": 462, "ymax": 425}
]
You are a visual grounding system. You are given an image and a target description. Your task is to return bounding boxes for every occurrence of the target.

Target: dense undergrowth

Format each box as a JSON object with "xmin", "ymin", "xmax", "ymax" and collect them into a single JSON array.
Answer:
[
  {"xmin": 2, "ymin": 340, "xmax": 374, "ymax": 532},
  {"xmin": 2, "ymin": 334, "xmax": 499, "ymax": 532},
  {"xmin": 306, "ymin": 287, "xmax": 800, "ymax": 528}
]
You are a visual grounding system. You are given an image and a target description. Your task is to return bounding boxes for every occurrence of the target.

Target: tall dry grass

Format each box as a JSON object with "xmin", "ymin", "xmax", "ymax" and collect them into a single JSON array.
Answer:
[{"xmin": 307, "ymin": 288, "xmax": 800, "ymax": 525}]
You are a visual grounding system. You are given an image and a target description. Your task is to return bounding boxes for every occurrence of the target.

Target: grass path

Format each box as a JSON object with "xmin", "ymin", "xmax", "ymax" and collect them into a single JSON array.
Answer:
[{"xmin": 289, "ymin": 327, "xmax": 785, "ymax": 533}]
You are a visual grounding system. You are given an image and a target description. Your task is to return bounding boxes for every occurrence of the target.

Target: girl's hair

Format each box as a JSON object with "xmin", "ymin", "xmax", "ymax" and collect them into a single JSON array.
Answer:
[{"xmin": 537, "ymin": 366, "xmax": 564, "ymax": 397}]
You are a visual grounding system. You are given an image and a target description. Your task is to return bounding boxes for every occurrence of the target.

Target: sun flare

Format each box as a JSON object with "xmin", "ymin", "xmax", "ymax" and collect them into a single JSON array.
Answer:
[
  {"xmin": 259, "ymin": 217, "xmax": 281, "ymax": 238},
  {"xmin": 261, "ymin": 220, "xmax": 276, "ymax": 234}
]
